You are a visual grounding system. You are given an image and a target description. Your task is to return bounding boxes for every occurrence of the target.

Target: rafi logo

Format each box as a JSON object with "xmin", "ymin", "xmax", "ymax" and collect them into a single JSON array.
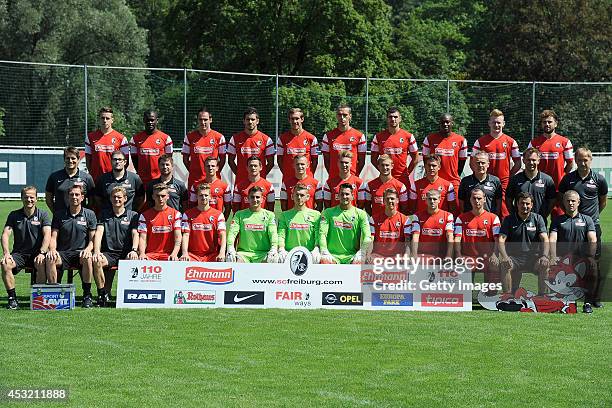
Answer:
[
  {"xmin": 185, "ymin": 267, "xmax": 234, "ymax": 284},
  {"xmin": 124, "ymin": 289, "xmax": 165, "ymax": 304},
  {"xmin": 286, "ymin": 247, "xmax": 311, "ymax": 276}
]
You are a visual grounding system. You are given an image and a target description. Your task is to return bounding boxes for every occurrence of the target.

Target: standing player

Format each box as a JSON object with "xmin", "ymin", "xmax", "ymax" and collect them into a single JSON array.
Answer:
[
  {"xmin": 277, "ymin": 184, "xmax": 322, "ymax": 263},
  {"xmin": 137, "ymin": 184, "xmax": 182, "ymax": 261},
  {"xmin": 370, "ymin": 107, "xmax": 419, "ymax": 185},
  {"xmin": 280, "ymin": 155, "xmax": 319, "ymax": 211},
  {"xmin": 46, "ymin": 185, "xmax": 97, "ymax": 308},
  {"xmin": 227, "ymin": 107, "xmax": 275, "ymax": 181},
  {"xmin": 422, "ymin": 113, "xmax": 468, "ymax": 195},
  {"xmin": 94, "ymin": 150, "xmax": 144, "ymax": 212},
  {"xmin": 85, "ymin": 106, "xmax": 130, "ymax": 182},
  {"xmin": 180, "ymin": 184, "xmax": 227, "ymax": 262},
  {"xmin": 2, "ymin": 186, "xmax": 51, "ymax": 309},
  {"xmin": 370, "ymin": 189, "xmax": 413, "ymax": 260},
  {"xmin": 277, "ymin": 108, "xmax": 318, "ymax": 180},
  {"xmin": 321, "ymin": 104, "xmax": 366, "ymax": 180},
  {"xmin": 359, "ymin": 154, "xmax": 408, "ymax": 217},
  {"xmin": 319, "ymin": 184, "xmax": 372, "ymax": 264},
  {"xmin": 409, "ymin": 154, "xmax": 456, "ymax": 214},
  {"xmin": 182, "ymin": 107, "xmax": 226, "ymax": 189},
  {"xmin": 145, "ymin": 154, "xmax": 187, "ymax": 211},
  {"xmin": 45, "ymin": 147, "xmax": 95, "ymax": 215},
  {"xmin": 458, "ymin": 151, "xmax": 502, "ymax": 215},
  {"xmin": 92, "ymin": 186, "xmax": 139, "ymax": 307},
  {"xmin": 226, "ymin": 186, "xmax": 278, "ymax": 263},
  {"xmin": 317, "ymin": 150, "xmax": 362, "ymax": 211},
  {"xmin": 130, "ymin": 110, "xmax": 173, "ymax": 185},
  {"xmin": 188, "ymin": 157, "xmax": 232, "ymax": 219},
  {"xmin": 232, "ymin": 156, "xmax": 275, "ymax": 212},
  {"xmin": 411, "ymin": 189, "xmax": 454, "ymax": 259},
  {"xmin": 472, "ymin": 109, "xmax": 521, "ymax": 217}
]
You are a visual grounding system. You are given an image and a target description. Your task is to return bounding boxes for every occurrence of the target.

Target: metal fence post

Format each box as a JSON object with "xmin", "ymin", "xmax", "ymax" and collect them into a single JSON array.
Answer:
[
  {"xmin": 275, "ymin": 74, "xmax": 279, "ymax": 142},
  {"xmin": 446, "ymin": 80, "xmax": 451, "ymax": 112},
  {"xmin": 365, "ymin": 77, "xmax": 369, "ymax": 138},
  {"xmin": 84, "ymin": 64, "xmax": 88, "ymax": 140},
  {"xmin": 531, "ymin": 81, "xmax": 536, "ymax": 139},
  {"xmin": 183, "ymin": 68, "xmax": 187, "ymax": 142}
]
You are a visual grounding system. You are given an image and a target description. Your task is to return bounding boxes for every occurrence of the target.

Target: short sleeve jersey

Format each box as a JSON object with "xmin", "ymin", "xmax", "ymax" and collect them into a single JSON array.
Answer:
[
  {"xmin": 226, "ymin": 131, "xmax": 275, "ymax": 180},
  {"xmin": 409, "ymin": 176, "xmax": 456, "ymax": 213},
  {"xmin": 98, "ymin": 208, "xmax": 139, "ymax": 254},
  {"xmin": 51, "ymin": 207, "xmax": 97, "ymax": 251},
  {"xmin": 188, "ymin": 178, "xmax": 232, "ymax": 211},
  {"xmin": 232, "ymin": 177, "xmax": 275, "ymax": 210},
  {"xmin": 45, "ymin": 169, "xmax": 95, "ymax": 214},
  {"xmin": 499, "ymin": 212, "xmax": 547, "ymax": 255},
  {"xmin": 458, "ymin": 174, "xmax": 503, "ymax": 213},
  {"xmin": 278, "ymin": 207, "xmax": 321, "ymax": 251},
  {"xmin": 95, "ymin": 171, "xmax": 144, "ymax": 212},
  {"xmin": 411, "ymin": 210, "xmax": 454, "ymax": 256},
  {"xmin": 146, "ymin": 177, "xmax": 188, "ymax": 212},
  {"xmin": 558, "ymin": 170, "xmax": 608, "ymax": 225},
  {"xmin": 473, "ymin": 134, "xmax": 521, "ymax": 186},
  {"xmin": 321, "ymin": 128, "xmax": 367, "ymax": 180},
  {"xmin": 371, "ymin": 129, "xmax": 418, "ymax": 178},
  {"xmin": 318, "ymin": 175, "xmax": 362, "ymax": 208},
  {"xmin": 5, "ymin": 207, "xmax": 51, "ymax": 254},
  {"xmin": 181, "ymin": 129, "xmax": 226, "ymax": 188},
  {"xmin": 84, "ymin": 129, "xmax": 130, "ymax": 181},
  {"xmin": 371, "ymin": 211, "xmax": 412, "ymax": 257},
  {"xmin": 422, "ymin": 132, "xmax": 467, "ymax": 186},
  {"xmin": 359, "ymin": 177, "xmax": 408, "ymax": 219},
  {"xmin": 506, "ymin": 171, "xmax": 556, "ymax": 218},
  {"xmin": 137, "ymin": 206, "xmax": 181, "ymax": 254},
  {"xmin": 528, "ymin": 134, "xmax": 574, "ymax": 188},
  {"xmin": 129, "ymin": 130, "xmax": 174, "ymax": 184},
  {"xmin": 454, "ymin": 211, "xmax": 500, "ymax": 256},
  {"xmin": 550, "ymin": 213, "xmax": 595, "ymax": 257},
  {"xmin": 227, "ymin": 209, "xmax": 277, "ymax": 254},
  {"xmin": 276, "ymin": 130, "xmax": 319, "ymax": 180},
  {"xmin": 280, "ymin": 175, "xmax": 319, "ymax": 210},
  {"xmin": 181, "ymin": 207, "xmax": 226, "ymax": 256}
]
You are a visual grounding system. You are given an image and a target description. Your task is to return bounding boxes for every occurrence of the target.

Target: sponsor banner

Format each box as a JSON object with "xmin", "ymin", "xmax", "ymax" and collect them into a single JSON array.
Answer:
[
  {"xmin": 30, "ymin": 284, "xmax": 76, "ymax": 311},
  {"xmin": 371, "ymin": 293, "xmax": 413, "ymax": 307},
  {"xmin": 173, "ymin": 290, "xmax": 216, "ymax": 306},
  {"xmin": 322, "ymin": 292, "xmax": 364, "ymax": 306},
  {"xmin": 123, "ymin": 289, "xmax": 166, "ymax": 304},
  {"xmin": 224, "ymin": 291, "xmax": 265, "ymax": 305}
]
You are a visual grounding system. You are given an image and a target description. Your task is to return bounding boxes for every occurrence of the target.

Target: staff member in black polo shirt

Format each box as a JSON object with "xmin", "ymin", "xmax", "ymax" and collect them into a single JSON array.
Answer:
[
  {"xmin": 94, "ymin": 150, "xmax": 144, "ymax": 213},
  {"xmin": 506, "ymin": 147, "xmax": 556, "ymax": 222},
  {"xmin": 145, "ymin": 154, "xmax": 187, "ymax": 212},
  {"xmin": 46, "ymin": 184, "xmax": 98, "ymax": 308},
  {"xmin": 458, "ymin": 151, "xmax": 502, "ymax": 215},
  {"xmin": 1, "ymin": 186, "xmax": 51, "ymax": 310},
  {"xmin": 550, "ymin": 190, "xmax": 597, "ymax": 313},
  {"xmin": 45, "ymin": 146, "xmax": 95, "ymax": 215},
  {"xmin": 92, "ymin": 186, "xmax": 139, "ymax": 307},
  {"xmin": 498, "ymin": 192, "xmax": 549, "ymax": 295}
]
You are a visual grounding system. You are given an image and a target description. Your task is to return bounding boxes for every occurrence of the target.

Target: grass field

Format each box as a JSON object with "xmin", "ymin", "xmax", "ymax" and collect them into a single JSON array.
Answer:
[{"xmin": 0, "ymin": 200, "xmax": 611, "ymax": 407}]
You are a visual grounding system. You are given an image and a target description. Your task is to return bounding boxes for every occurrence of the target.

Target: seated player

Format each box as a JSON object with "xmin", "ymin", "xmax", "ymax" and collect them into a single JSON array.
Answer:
[
  {"xmin": 280, "ymin": 155, "xmax": 319, "ymax": 211},
  {"xmin": 232, "ymin": 156, "xmax": 275, "ymax": 212},
  {"xmin": 226, "ymin": 186, "xmax": 278, "ymax": 263},
  {"xmin": 188, "ymin": 156, "xmax": 232, "ymax": 218},
  {"xmin": 92, "ymin": 186, "xmax": 139, "ymax": 307},
  {"xmin": 319, "ymin": 183, "xmax": 372, "ymax": 264},
  {"xmin": 277, "ymin": 184, "xmax": 322, "ymax": 263},
  {"xmin": 46, "ymin": 146, "xmax": 95, "ymax": 215},
  {"xmin": 498, "ymin": 192, "xmax": 549, "ymax": 295},
  {"xmin": 369, "ymin": 188, "xmax": 412, "ymax": 261},
  {"xmin": 1, "ymin": 186, "xmax": 51, "ymax": 310},
  {"xmin": 46, "ymin": 184, "xmax": 97, "ymax": 308},
  {"xmin": 94, "ymin": 150, "xmax": 144, "ymax": 213},
  {"xmin": 146, "ymin": 154, "xmax": 187, "ymax": 212},
  {"xmin": 359, "ymin": 154, "xmax": 408, "ymax": 217},
  {"xmin": 411, "ymin": 189, "xmax": 454, "ymax": 259},
  {"xmin": 458, "ymin": 151, "xmax": 502, "ymax": 215},
  {"xmin": 137, "ymin": 184, "xmax": 182, "ymax": 261},
  {"xmin": 409, "ymin": 153, "xmax": 456, "ymax": 215},
  {"xmin": 316, "ymin": 150, "xmax": 362, "ymax": 211},
  {"xmin": 180, "ymin": 183, "xmax": 227, "ymax": 262}
]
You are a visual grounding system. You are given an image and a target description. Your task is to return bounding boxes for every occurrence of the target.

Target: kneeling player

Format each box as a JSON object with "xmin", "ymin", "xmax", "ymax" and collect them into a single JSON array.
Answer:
[
  {"xmin": 227, "ymin": 186, "xmax": 278, "ymax": 263},
  {"xmin": 180, "ymin": 183, "xmax": 227, "ymax": 262},
  {"xmin": 370, "ymin": 188, "xmax": 412, "ymax": 261},
  {"xmin": 319, "ymin": 183, "xmax": 372, "ymax": 264},
  {"xmin": 277, "ymin": 184, "xmax": 321, "ymax": 263}
]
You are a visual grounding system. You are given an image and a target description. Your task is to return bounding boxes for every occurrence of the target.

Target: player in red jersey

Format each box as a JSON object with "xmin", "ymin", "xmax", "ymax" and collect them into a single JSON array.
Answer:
[
  {"xmin": 130, "ymin": 110, "xmax": 174, "ymax": 185},
  {"xmin": 359, "ymin": 154, "xmax": 408, "ymax": 218},
  {"xmin": 472, "ymin": 109, "xmax": 521, "ymax": 218},
  {"xmin": 137, "ymin": 184, "xmax": 182, "ymax": 261},
  {"xmin": 410, "ymin": 189, "xmax": 454, "ymax": 258},
  {"xmin": 321, "ymin": 104, "xmax": 366, "ymax": 180},
  {"xmin": 180, "ymin": 183, "xmax": 227, "ymax": 262},
  {"xmin": 188, "ymin": 157, "xmax": 232, "ymax": 219},
  {"xmin": 277, "ymin": 108, "xmax": 318, "ymax": 180},
  {"xmin": 316, "ymin": 150, "xmax": 362, "ymax": 211},
  {"xmin": 85, "ymin": 106, "xmax": 130, "ymax": 182},
  {"xmin": 371, "ymin": 107, "xmax": 418, "ymax": 185},
  {"xmin": 422, "ymin": 113, "xmax": 467, "ymax": 194},
  {"xmin": 409, "ymin": 154, "xmax": 456, "ymax": 214},
  {"xmin": 232, "ymin": 156, "xmax": 275, "ymax": 212},
  {"xmin": 280, "ymin": 155, "xmax": 319, "ymax": 210},
  {"xmin": 182, "ymin": 107, "xmax": 226, "ymax": 189},
  {"xmin": 227, "ymin": 107, "xmax": 275, "ymax": 181},
  {"xmin": 369, "ymin": 189, "xmax": 413, "ymax": 260}
]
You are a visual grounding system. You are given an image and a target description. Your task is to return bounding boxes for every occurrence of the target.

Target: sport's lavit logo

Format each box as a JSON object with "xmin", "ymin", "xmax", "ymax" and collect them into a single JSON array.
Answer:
[
  {"xmin": 124, "ymin": 289, "xmax": 165, "ymax": 304},
  {"xmin": 224, "ymin": 291, "xmax": 265, "ymax": 305},
  {"xmin": 322, "ymin": 292, "xmax": 363, "ymax": 306},
  {"xmin": 185, "ymin": 267, "xmax": 234, "ymax": 285},
  {"xmin": 286, "ymin": 246, "xmax": 311, "ymax": 276}
]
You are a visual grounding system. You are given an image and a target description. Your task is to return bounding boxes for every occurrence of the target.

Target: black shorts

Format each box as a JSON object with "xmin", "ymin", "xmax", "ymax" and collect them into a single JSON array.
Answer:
[
  {"xmin": 58, "ymin": 250, "xmax": 82, "ymax": 269},
  {"xmin": 508, "ymin": 253, "xmax": 540, "ymax": 273},
  {"xmin": 10, "ymin": 252, "xmax": 35, "ymax": 272},
  {"xmin": 102, "ymin": 251, "xmax": 123, "ymax": 268}
]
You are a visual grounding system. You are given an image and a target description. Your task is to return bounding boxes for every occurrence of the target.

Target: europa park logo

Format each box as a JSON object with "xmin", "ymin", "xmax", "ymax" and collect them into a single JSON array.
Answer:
[{"xmin": 185, "ymin": 266, "xmax": 234, "ymax": 285}]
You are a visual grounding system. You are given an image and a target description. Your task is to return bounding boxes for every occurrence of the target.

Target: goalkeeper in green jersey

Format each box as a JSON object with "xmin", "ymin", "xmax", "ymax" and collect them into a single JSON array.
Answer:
[
  {"xmin": 320, "ymin": 183, "xmax": 373, "ymax": 264},
  {"xmin": 226, "ymin": 186, "xmax": 278, "ymax": 263},
  {"xmin": 277, "ymin": 183, "xmax": 322, "ymax": 263}
]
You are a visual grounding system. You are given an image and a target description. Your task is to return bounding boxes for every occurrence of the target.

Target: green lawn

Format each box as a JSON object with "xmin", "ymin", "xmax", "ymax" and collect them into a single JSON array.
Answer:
[{"xmin": 0, "ymin": 200, "xmax": 610, "ymax": 407}]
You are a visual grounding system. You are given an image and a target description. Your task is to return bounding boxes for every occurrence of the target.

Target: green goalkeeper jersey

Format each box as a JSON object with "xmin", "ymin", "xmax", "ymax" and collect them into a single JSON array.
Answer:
[
  {"xmin": 320, "ymin": 205, "xmax": 372, "ymax": 262},
  {"xmin": 228, "ymin": 208, "xmax": 278, "ymax": 254},
  {"xmin": 278, "ymin": 207, "xmax": 321, "ymax": 251}
]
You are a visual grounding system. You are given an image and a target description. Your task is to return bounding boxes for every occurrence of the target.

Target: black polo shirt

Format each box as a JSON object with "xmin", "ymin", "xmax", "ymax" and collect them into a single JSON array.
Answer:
[
  {"xmin": 95, "ymin": 170, "xmax": 144, "ymax": 212},
  {"xmin": 506, "ymin": 171, "xmax": 556, "ymax": 218},
  {"xmin": 5, "ymin": 207, "xmax": 51, "ymax": 253},
  {"xmin": 550, "ymin": 212, "xmax": 596, "ymax": 257},
  {"xmin": 499, "ymin": 212, "xmax": 547, "ymax": 255},
  {"xmin": 558, "ymin": 170, "xmax": 608, "ymax": 225},
  {"xmin": 458, "ymin": 174, "xmax": 502, "ymax": 213},
  {"xmin": 98, "ymin": 208, "xmax": 139, "ymax": 254},
  {"xmin": 45, "ymin": 169, "xmax": 95, "ymax": 213},
  {"xmin": 146, "ymin": 176, "xmax": 187, "ymax": 212},
  {"xmin": 51, "ymin": 207, "xmax": 97, "ymax": 251}
]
